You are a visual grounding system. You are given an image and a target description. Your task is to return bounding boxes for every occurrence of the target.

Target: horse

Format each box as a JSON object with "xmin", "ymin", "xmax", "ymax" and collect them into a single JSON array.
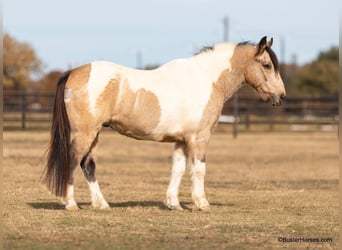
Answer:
[{"xmin": 42, "ymin": 36, "xmax": 286, "ymax": 211}]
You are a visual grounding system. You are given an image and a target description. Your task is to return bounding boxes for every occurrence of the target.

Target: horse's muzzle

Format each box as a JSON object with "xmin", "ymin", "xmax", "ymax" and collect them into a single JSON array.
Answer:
[
  {"xmin": 280, "ymin": 94, "xmax": 286, "ymax": 102},
  {"xmin": 272, "ymin": 94, "xmax": 286, "ymax": 106}
]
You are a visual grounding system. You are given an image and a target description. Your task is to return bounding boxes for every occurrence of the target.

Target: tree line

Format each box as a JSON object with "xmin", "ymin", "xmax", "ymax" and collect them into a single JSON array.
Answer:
[{"xmin": 3, "ymin": 32, "xmax": 338, "ymax": 96}]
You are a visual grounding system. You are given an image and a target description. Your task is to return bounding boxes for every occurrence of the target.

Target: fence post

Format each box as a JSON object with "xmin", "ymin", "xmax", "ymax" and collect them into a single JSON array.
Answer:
[
  {"xmin": 269, "ymin": 107, "xmax": 274, "ymax": 131},
  {"xmin": 21, "ymin": 92, "xmax": 27, "ymax": 130},
  {"xmin": 233, "ymin": 93, "xmax": 239, "ymax": 138},
  {"xmin": 245, "ymin": 114, "xmax": 250, "ymax": 130}
]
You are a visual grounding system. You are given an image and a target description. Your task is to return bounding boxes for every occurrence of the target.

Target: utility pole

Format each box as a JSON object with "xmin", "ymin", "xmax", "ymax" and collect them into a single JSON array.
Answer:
[
  {"xmin": 136, "ymin": 49, "xmax": 143, "ymax": 69},
  {"xmin": 280, "ymin": 36, "xmax": 285, "ymax": 64},
  {"xmin": 223, "ymin": 15, "xmax": 238, "ymax": 139},
  {"xmin": 223, "ymin": 16, "xmax": 229, "ymax": 42},
  {"xmin": 280, "ymin": 36, "xmax": 286, "ymax": 86}
]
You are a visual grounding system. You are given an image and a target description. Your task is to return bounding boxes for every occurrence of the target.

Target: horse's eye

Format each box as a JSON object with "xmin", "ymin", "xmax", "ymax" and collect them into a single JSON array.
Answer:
[{"xmin": 262, "ymin": 63, "xmax": 271, "ymax": 69}]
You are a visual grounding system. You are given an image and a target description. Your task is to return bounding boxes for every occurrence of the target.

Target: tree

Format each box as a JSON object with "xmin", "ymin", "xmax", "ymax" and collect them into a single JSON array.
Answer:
[
  {"xmin": 317, "ymin": 47, "xmax": 338, "ymax": 61},
  {"xmin": 289, "ymin": 46, "xmax": 338, "ymax": 95},
  {"xmin": 3, "ymin": 33, "xmax": 43, "ymax": 90},
  {"xmin": 34, "ymin": 71, "xmax": 63, "ymax": 108},
  {"xmin": 37, "ymin": 70, "xmax": 64, "ymax": 93}
]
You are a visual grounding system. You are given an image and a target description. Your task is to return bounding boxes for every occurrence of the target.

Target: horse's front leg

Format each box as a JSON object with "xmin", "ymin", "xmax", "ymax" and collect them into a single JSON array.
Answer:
[
  {"xmin": 189, "ymin": 139, "xmax": 210, "ymax": 211},
  {"xmin": 165, "ymin": 142, "xmax": 187, "ymax": 210}
]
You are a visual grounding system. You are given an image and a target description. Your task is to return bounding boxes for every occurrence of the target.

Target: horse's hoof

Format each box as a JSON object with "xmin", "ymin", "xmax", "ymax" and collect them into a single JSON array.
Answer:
[
  {"xmin": 171, "ymin": 205, "xmax": 184, "ymax": 211},
  {"xmin": 199, "ymin": 205, "xmax": 210, "ymax": 212},
  {"xmin": 193, "ymin": 197, "xmax": 210, "ymax": 211},
  {"xmin": 66, "ymin": 204, "xmax": 80, "ymax": 211},
  {"xmin": 99, "ymin": 204, "xmax": 111, "ymax": 210},
  {"xmin": 165, "ymin": 201, "xmax": 184, "ymax": 211},
  {"xmin": 92, "ymin": 200, "xmax": 110, "ymax": 210},
  {"xmin": 168, "ymin": 205, "xmax": 184, "ymax": 211}
]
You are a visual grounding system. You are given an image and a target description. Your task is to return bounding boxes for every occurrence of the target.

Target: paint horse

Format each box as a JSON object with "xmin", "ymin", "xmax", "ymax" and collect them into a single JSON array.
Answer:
[{"xmin": 43, "ymin": 36, "xmax": 286, "ymax": 211}]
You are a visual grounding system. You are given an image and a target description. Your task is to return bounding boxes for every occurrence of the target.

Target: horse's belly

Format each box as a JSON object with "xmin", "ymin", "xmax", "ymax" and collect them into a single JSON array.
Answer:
[
  {"xmin": 110, "ymin": 105, "xmax": 201, "ymax": 142},
  {"xmin": 149, "ymin": 106, "xmax": 203, "ymax": 142}
]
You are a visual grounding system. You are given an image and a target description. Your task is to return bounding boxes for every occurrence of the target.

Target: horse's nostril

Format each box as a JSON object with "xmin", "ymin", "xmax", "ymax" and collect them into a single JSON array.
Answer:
[{"xmin": 280, "ymin": 94, "xmax": 286, "ymax": 102}]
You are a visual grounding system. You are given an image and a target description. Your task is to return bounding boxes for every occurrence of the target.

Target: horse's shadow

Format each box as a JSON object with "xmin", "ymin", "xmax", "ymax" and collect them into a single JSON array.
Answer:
[
  {"xmin": 108, "ymin": 201, "xmax": 169, "ymax": 209},
  {"xmin": 27, "ymin": 202, "xmax": 66, "ymax": 210},
  {"xmin": 27, "ymin": 200, "xmax": 225, "ymax": 210},
  {"xmin": 27, "ymin": 201, "xmax": 187, "ymax": 210}
]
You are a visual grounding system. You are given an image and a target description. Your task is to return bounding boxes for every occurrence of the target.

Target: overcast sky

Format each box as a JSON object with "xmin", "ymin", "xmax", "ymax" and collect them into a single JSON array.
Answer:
[{"xmin": 4, "ymin": 0, "xmax": 340, "ymax": 72}]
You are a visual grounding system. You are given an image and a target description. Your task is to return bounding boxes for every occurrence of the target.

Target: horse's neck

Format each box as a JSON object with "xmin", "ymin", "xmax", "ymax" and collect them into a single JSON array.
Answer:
[
  {"xmin": 192, "ymin": 46, "xmax": 245, "ymax": 101},
  {"xmin": 192, "ymin": 49, "xmax": 232, "ymax": 81}
]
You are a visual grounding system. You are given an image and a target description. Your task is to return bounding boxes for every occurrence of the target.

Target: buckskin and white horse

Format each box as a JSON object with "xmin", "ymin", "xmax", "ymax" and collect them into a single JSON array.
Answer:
[{"xmin": 43, "ymin": 36, "xmax": 286, "ymax": 211}]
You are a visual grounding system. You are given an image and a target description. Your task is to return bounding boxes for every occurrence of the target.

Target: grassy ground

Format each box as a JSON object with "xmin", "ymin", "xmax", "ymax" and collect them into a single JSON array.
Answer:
[{"xmin": 3, "ymin": 129, "xmax": 339, "ymax": 249}]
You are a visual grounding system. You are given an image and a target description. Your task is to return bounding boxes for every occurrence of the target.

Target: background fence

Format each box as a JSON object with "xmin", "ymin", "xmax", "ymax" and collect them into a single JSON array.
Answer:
[
  {"xmin": 3, "ymin": 91, "xmax": 339, "ymax": 136},
  {"xmin": 223, "ymin": 94, "xmax": 338, "ymax": 137}
]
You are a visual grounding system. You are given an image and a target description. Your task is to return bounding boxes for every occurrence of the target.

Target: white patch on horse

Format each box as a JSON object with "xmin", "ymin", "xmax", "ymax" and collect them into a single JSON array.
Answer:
[
  {"xmin": 87, "ymin": 61, "xmax": 120, "ymax": 114},
  {"xmin": 62, "ymin": 184, "xmax": 79, "ymax": 211},
  {"xmin": 191, "ymin": 159, "xmax": 209, "ymax": 210},
  {"xmin": 64, "ymin": 88, "xmax": 72, "ymax": 103},
  {"xmin": 166, "ymin": 144, "xmax": 186, "ymax": 209},
  {"xmin": 88, "ymin": 181, "xmax": 109, "ymax": 209}
]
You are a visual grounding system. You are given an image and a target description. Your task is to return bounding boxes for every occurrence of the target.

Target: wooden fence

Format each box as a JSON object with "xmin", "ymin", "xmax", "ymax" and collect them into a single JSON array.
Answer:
[
  {"xmin": 223, "ymin": 94, "xmax": 338, "ymax": 137},
  {"xmin": 3, "ymin": 91, "xmax": 339, "ymax": 136},
  {"xmin": 4, "ymin": 91, "xmax": 54, "ymax": 130}
]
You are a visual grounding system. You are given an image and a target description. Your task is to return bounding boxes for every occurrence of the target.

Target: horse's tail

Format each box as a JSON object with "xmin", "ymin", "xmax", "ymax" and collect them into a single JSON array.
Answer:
[{"xmin": 42, "ymin": 71, "xmax": 72, "ymax": 197}]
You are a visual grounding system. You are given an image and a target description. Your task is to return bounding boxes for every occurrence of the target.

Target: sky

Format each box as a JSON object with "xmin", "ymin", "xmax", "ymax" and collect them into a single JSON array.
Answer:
[{"xmin": 4, "ymin": 0, "xmax": 340, "ymax": 73}]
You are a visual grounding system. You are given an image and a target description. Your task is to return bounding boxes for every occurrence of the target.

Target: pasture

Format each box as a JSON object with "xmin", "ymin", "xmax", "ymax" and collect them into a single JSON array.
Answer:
[{"xmin": 3, "ymin": 129, "xmax": 338, "ymax": 249}]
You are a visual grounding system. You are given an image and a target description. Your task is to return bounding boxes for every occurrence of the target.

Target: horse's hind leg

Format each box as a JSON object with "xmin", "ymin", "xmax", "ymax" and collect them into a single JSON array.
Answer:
[
  {"xmin": 81, "ymin": 151, "xmax": 109, "ymax": 209},
  {"xmin": 59, "ymin": 132, "xmax": 92, "ymax": 211},
  {"xmin": 63, "ymin": 130, "xmax": 109, "ymax": 210},
  {"xmin": 78, "ymin": 133, "xmax": 109, "ymax": 209},
  {"xmin": 165, "ymin": 142, "xmax": 187, "ymax": 210},
  {"xmin": 62, "ymin": 182, "xmax": 79, "ymax": 211},
  {"xmin": 61, "ymin": 131, "xmax": 94, "ymax": 211},
  {"xmin": 61, "ymin": 150, "xmax": 80, "ymax": 211}
]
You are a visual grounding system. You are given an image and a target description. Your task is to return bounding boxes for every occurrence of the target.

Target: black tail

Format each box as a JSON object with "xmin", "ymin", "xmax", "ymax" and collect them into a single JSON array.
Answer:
[{"xmin": 42, "ymin": 71, "xmax": 71, "ymax": 197}]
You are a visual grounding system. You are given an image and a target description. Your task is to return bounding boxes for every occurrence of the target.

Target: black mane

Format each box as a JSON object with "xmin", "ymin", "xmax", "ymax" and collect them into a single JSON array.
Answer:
[
  {"xmin": 265, "ymin": 47, "xmax": 280, "ymax": 72},
  {"xmin": 237, "ymin": 41, "xmax": 253, "ymax": 46},
  {"xmin": 194, "ymin": 46, "xmax": 214, "ymax": 55}
]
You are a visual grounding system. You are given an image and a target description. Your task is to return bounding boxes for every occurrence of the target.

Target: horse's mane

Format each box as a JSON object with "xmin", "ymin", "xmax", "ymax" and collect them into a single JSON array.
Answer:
[
  {"xmin": 237, "ymin": 40, "xmax": 279, "ymax": 72},
  {"xmin": 265, "ymin": 47, "xmax": 280, "ymax": 72},
  {"xmin": 194, "ymin": 46, "xmax": 214, "ymax": 56},
  {"xmin": 237, "ymin": 41, "xmax": 252, "ymax": 46},
  {"xmin": 195, "ymin": 41, "xmax": 279, "ymax": 72}
]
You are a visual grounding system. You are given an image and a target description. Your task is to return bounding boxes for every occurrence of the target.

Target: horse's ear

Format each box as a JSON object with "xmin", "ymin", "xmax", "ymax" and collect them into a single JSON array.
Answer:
[
  {"xmin": 267, "ymin": 37, "xmax": 273, "ymax": 48},
  {"xmin": 256, "ymin": 36, "xmax": 267, "ymax": 55}
]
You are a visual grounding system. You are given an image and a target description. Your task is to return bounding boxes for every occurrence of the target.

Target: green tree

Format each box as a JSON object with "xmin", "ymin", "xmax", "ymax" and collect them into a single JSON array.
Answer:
[
  {"xmin": 290, "ymin": 46, "xmax": 338, "ymax": 95},
  {"xmin": 3, "ymin": 33, "xmax": 43, "ymax": 90}
]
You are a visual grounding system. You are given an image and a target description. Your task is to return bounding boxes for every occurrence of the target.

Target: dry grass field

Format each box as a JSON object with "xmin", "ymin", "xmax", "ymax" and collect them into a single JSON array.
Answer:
[{"xmin": 3, "ymin": 128, "xmax": 339, "ymax": 249}]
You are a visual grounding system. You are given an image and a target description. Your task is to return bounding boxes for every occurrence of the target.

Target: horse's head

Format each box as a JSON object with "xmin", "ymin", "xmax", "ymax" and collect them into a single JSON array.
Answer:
[{"xmin": 244, "ymin": 36, "xmax": 286, "ymax": 105}]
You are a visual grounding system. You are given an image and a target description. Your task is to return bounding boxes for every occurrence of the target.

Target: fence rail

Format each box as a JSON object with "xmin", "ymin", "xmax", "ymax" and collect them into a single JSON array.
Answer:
[
  {"xmin": 4, "ymin": 91, "xmax": 54, "ymax": 129},
  {"xmin": 3, "ymin": 91, "xmax": 339, "ymax": 135}
]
